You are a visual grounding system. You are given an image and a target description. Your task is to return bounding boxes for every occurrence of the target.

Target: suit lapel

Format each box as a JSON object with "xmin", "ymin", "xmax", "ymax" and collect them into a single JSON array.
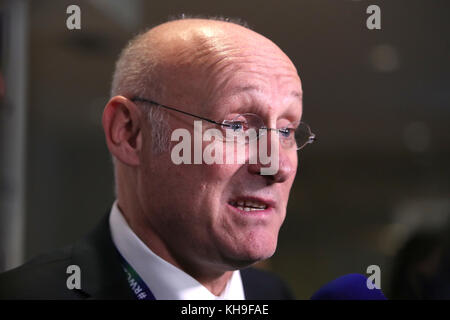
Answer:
[{"xmin": 70, "ymin": 213, "xmax": 135, "ymax": 299}]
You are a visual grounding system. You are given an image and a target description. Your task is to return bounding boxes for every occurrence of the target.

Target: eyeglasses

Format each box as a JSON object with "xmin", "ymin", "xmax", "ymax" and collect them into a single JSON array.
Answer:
[{"xmin": 131, "ymin": 97, "xmax": 316, "ymax": 150}]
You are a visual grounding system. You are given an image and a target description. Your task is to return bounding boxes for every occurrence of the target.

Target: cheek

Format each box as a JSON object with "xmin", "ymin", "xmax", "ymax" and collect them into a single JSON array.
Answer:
[
  {"xmin": 150, "ymin": 160, "xmax": 238, "ymax": 218},
  {"xmin": 202, "ymin": 162, "xmax": 240, "ymax": 182},
  {"xmin": 287, "ymin": 151, "xmax": 298, "ymax": 184},
  {"xmin": 290, "ymin": 148, "xmax": 299, "ymax": 171},
  {"xmin": 197, "ymin": 163, "xmax": 241, "ymax": 214}
]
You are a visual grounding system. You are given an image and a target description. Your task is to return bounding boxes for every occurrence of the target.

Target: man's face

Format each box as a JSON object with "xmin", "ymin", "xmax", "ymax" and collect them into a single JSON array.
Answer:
[{"xmin": 137, "ymin": 29, "xmax": 302, "ymax": 271}]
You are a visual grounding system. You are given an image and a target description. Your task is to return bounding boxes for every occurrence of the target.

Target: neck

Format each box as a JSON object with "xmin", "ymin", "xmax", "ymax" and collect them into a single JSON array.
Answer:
[{"xmin": 116, "ymin": 199, "xmax": 234, "ymax": 296}]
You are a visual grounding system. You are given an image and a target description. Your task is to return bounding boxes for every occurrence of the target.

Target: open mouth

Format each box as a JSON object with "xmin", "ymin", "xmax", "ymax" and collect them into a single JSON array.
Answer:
[{"xmin": 228, "ymin": 198, "xmax": 270, "ymax": 212}]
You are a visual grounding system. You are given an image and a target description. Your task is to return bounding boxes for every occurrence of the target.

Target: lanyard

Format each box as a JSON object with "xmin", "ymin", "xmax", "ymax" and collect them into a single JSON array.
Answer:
[{"xmin": 116, "ymin": 251, "xmax": 156, "ymax": 300}]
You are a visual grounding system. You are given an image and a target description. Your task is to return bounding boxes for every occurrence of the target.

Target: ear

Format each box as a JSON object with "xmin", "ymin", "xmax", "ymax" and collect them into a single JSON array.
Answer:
[{"xmin": 102, "ymin": 95, "xmax": 143, "ymax": 166}]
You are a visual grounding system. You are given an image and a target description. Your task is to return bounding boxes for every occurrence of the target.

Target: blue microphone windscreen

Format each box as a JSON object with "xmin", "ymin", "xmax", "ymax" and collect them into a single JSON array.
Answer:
[{"xmin": 310, "ymin": 273, "xmax": 387, "ymax": 300}]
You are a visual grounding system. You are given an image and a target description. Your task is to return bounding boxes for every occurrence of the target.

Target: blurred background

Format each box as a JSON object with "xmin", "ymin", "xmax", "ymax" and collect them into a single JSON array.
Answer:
[{"xmin": 0, "ymin": 0, "xmax": 449, "ymax": 299}]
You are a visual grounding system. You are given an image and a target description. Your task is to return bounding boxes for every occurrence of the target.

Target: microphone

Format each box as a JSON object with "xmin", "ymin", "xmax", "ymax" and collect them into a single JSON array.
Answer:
[{"xmin": 310, "ymin": 274, "xmax": 387, "ymax": 300}]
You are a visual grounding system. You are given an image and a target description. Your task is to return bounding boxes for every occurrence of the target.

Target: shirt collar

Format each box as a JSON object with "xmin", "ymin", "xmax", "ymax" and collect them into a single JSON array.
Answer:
[{"xmin": 109, "ymin": 201, "xmax": 245, "ymax": 300}]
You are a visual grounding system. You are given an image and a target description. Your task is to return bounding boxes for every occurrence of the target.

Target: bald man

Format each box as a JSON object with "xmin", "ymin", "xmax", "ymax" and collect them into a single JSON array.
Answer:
[{"xmin": 0, "ymin": 17, "xmax": 315, "ymax": 300}]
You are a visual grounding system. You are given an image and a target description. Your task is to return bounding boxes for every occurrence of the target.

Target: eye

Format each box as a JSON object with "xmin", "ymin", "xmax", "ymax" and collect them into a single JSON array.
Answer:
[
  {"xmin": 279, "ymin": 127, "xmax": 294, "ymax": 138},
  {"xmin": 222, "ymin": 120, "xmax": 247, "ymax": 132},
  {"xmin": 230, "ymin": 121, "xmax": 245, "ymax": 132}
]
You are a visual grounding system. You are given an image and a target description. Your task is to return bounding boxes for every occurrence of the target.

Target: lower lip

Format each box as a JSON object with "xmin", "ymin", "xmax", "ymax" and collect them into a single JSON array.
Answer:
[{"xmin": 226, "ymin": 203, "xmax": 274, "ymax": 217}]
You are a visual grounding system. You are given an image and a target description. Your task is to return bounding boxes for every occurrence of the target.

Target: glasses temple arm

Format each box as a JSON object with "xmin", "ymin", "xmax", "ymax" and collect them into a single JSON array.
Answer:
[{"xmin": 131, "ymin": 97, "xmax": 229, "ymax": 127}]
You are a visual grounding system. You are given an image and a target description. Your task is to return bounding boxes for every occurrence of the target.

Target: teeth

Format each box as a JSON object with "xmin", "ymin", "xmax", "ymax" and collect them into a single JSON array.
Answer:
[
  {"xmin": 244, "ymin": 201, "xmax": 267, "ymax": 209},
  {"xmin": 231, "ymin": 200, "xmax": 268, "ymax": 211},
  {"xmin": 245, "ymin": 201, "xmax": 266, "ymax": 209}
]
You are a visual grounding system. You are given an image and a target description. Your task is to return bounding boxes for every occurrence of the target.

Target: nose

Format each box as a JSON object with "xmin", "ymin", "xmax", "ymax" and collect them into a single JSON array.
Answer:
[{"xmin": 247, "ymin": 131, "xmax": 297, "ymax": 183}]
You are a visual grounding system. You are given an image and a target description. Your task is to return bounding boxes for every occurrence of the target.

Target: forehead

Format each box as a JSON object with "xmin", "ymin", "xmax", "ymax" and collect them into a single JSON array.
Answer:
[
  {"xmin": 153, "ymin": 22, "xmax": 302, "ymax": 118},
  {"xmin": 201, "ymin": 46, "xmax": 303, "ymax": 119}
]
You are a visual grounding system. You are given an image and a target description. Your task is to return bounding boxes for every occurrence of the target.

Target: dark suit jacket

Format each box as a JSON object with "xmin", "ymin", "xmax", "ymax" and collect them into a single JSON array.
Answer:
[{"xmin": 0, "ymin": 214, "xmax": 294, "ymax": 300}]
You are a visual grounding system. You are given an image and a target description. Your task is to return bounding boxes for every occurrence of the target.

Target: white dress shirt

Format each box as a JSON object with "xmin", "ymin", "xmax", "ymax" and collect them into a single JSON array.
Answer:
[{"xmin": 109, "ymin": 201, "xmax": 245, "ymax": 300}]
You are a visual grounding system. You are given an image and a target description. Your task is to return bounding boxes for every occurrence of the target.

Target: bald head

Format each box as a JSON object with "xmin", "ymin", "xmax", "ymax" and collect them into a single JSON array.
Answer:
[{"xmin": 111, "ymin": 18, "xmax": 300, "ymax": 107}]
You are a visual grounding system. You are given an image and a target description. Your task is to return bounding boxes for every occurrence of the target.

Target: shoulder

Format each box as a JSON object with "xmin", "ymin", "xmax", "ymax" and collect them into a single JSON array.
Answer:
[
  {"xmin": 240, "ymin": 267, "xmax": 295, "ymax": 300},
  {"xmin": 0, "ymin": 246, "xmax": 86, "ymax": 299},
  {"xmin": 0, "ymin": 213, "xmax": 133, "ymax": 300}
]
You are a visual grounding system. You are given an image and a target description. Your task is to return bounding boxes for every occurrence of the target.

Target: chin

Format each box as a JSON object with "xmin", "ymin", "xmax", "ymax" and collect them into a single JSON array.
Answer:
[{"xmin": 222, "ymin": 233, "xmax": 278, "ymax": 269}]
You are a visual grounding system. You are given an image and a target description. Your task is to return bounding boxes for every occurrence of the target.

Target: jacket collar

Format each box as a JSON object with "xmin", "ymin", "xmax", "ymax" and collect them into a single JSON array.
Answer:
[{"xmin": 70, "ymin": 213, "xmax": 135, "ymax": 299}]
